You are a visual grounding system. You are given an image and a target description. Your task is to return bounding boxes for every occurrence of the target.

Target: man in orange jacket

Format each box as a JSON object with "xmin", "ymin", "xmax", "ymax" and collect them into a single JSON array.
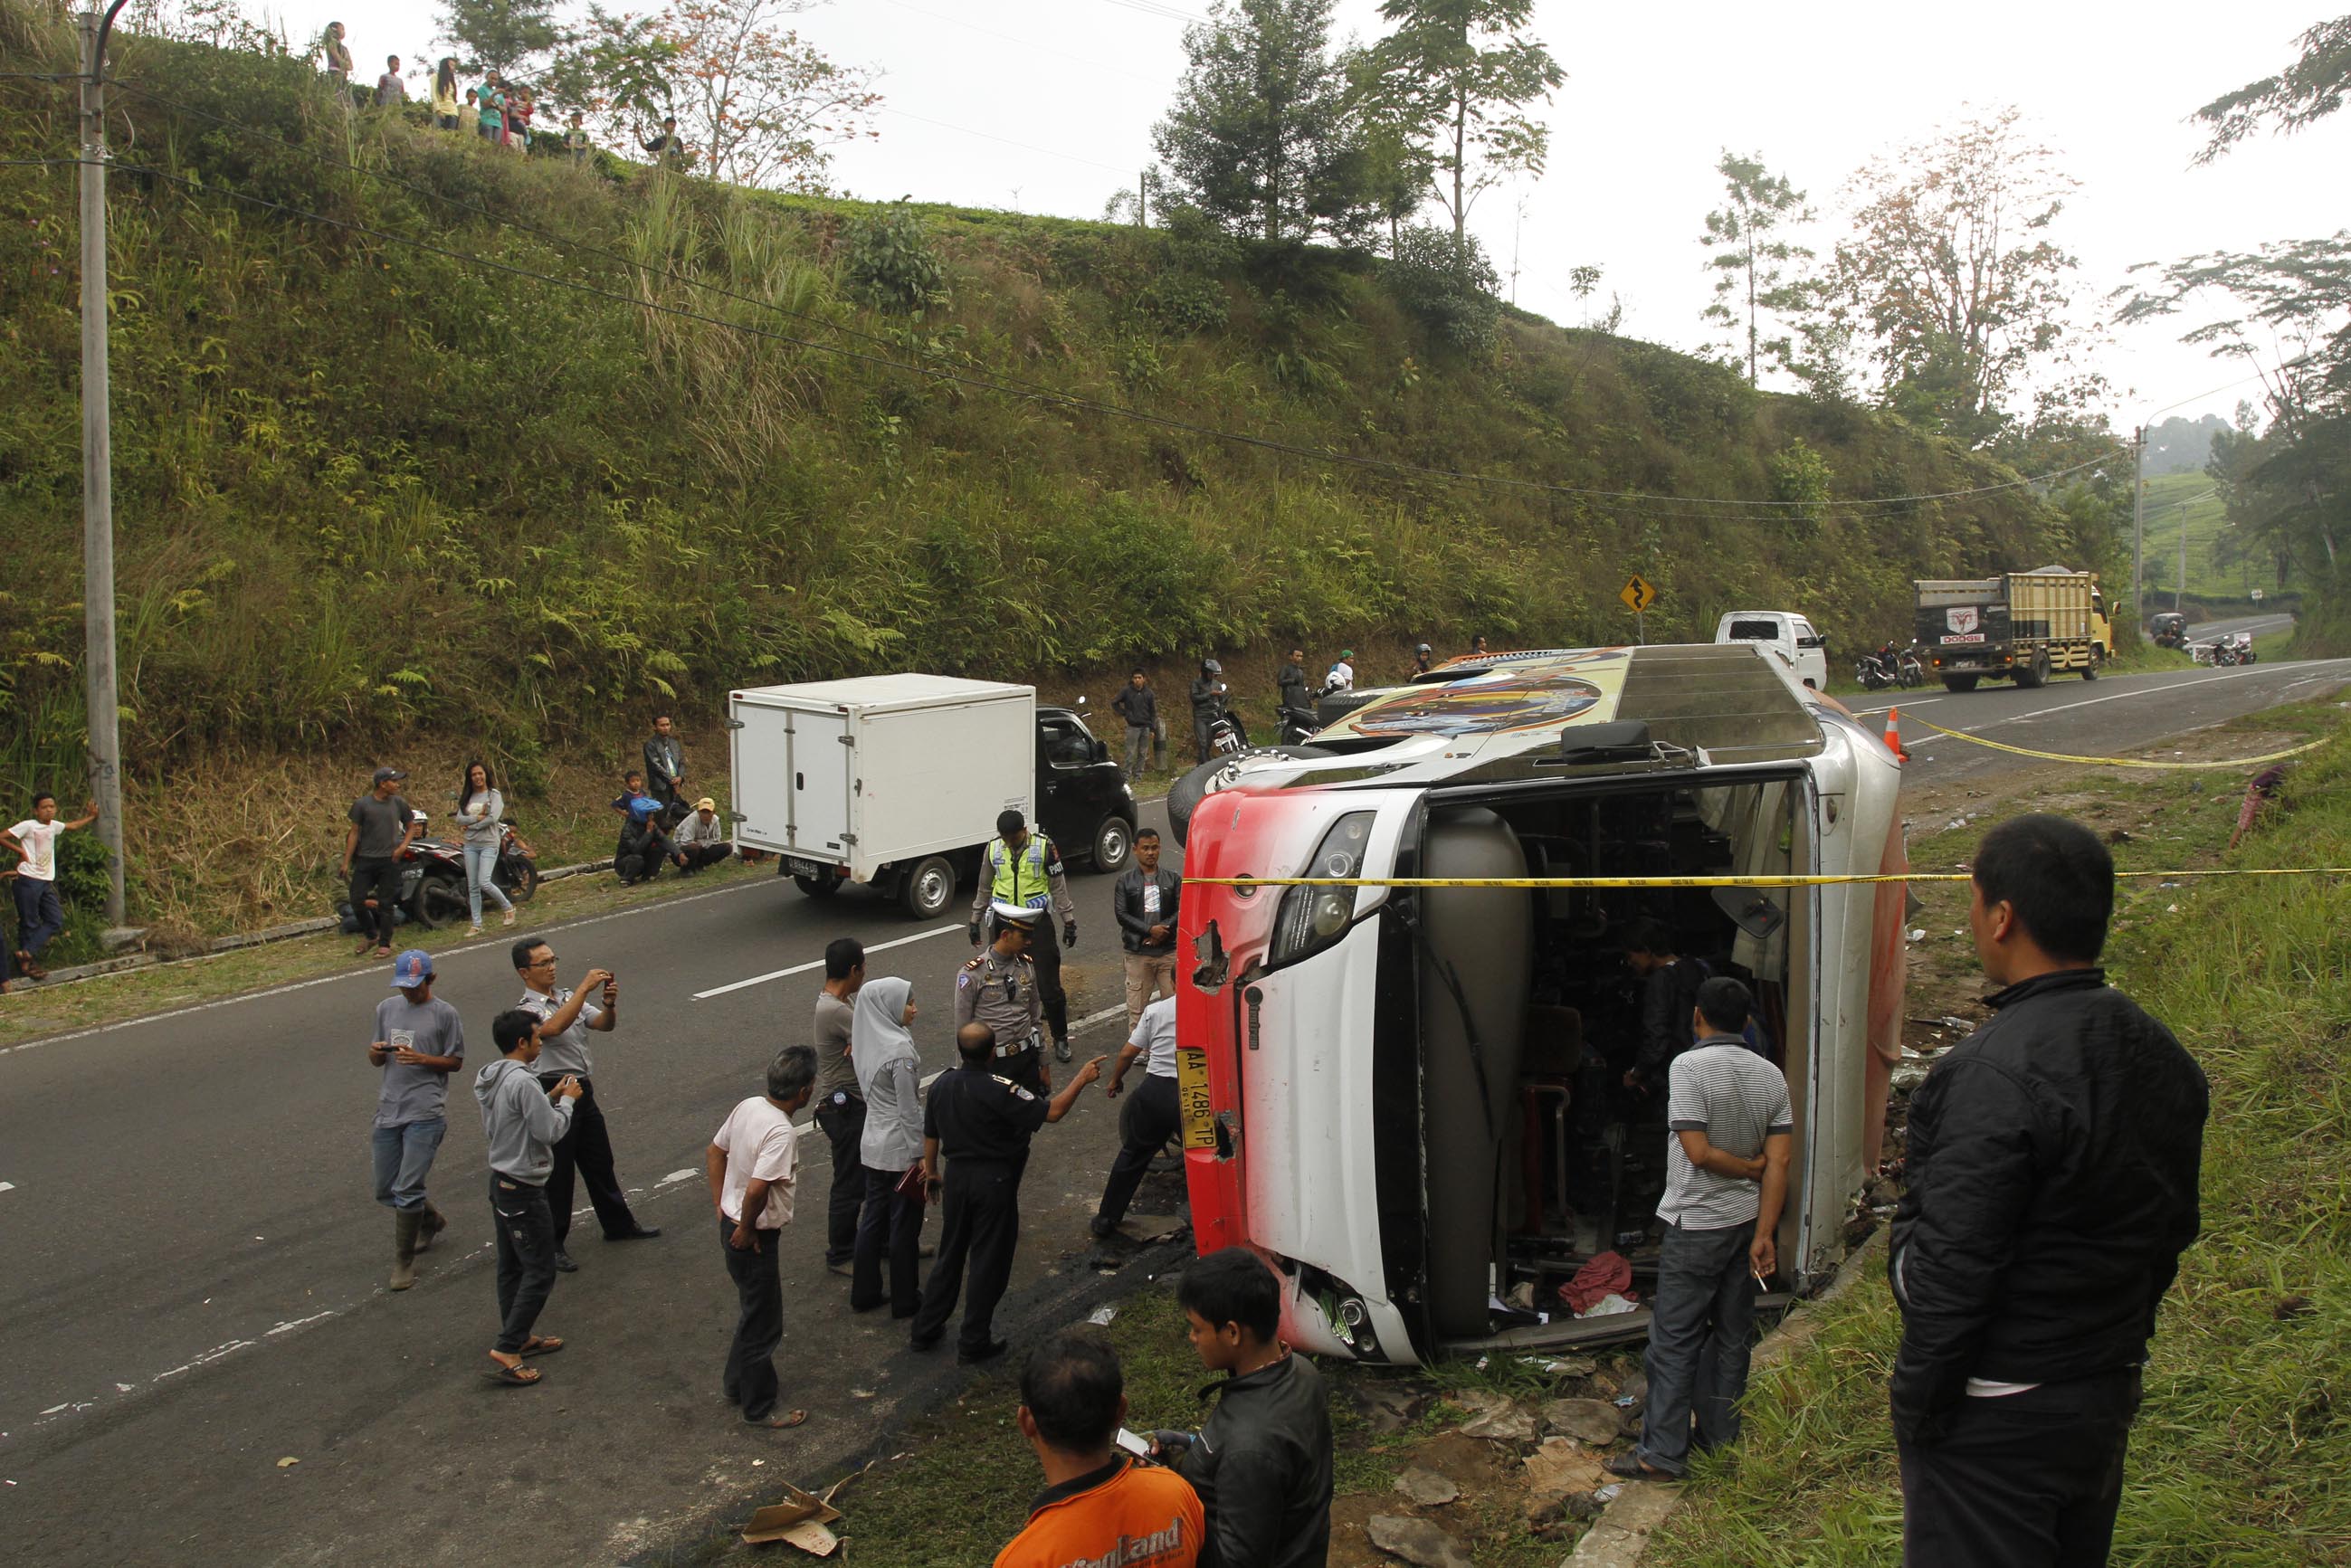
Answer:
[{"xmin": 995, "ymin": 1327, "xmax": 1203, "ymax": 1568}]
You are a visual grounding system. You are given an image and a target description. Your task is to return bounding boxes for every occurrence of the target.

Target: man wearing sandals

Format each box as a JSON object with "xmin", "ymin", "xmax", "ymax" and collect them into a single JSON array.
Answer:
[
  {"xmin": 476, "ymin": 1009, "xmax": 584, "ymax": 1385},
  {"xmin": 706, "ymin": 1044, "xmax": 818, "ymax": 1429},
  {"xmin": 368, "ymin": 949, "xmax": 464, "ymax": 1290}
]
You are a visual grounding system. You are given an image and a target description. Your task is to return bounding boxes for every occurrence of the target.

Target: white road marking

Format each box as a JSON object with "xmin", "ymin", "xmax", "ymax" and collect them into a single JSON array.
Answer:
[
  {"xmin": 1852, "ymin": 659, "xmax": 2351, "ymax": 732},
  {"xmin": 0, "ymin": 877, "xmax": 771, "ymax": 1059},
  {"xmin": 690, "ymin": 923, "xmax": 964, "ymax": 1000}
]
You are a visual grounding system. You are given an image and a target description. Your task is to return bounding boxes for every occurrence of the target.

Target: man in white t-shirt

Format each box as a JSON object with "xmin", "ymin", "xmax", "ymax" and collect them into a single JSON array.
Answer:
[
  {"xmin": 1090, "ymin": 993, "xmax": 1183, "ymax": 1241},
  {"xmin": 4, "ymin": 793, "xmax": 100, "ymax": 980},
  {"xmin": 706, "ymin": 1045, "xmax": 817, "ymax": 1429}
]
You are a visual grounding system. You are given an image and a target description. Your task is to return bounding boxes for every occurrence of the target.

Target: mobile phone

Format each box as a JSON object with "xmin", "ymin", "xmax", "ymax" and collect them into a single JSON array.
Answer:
[{"xmin": 1115, "ymin": 1428, "xmax": 1151, "ymax": 1459}]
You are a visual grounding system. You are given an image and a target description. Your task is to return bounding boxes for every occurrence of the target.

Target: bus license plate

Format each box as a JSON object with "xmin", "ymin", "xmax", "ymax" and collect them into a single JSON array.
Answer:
[{"xmin": 1177, "ymin": 1045, "xmax": 1215, "ymax": 1152}]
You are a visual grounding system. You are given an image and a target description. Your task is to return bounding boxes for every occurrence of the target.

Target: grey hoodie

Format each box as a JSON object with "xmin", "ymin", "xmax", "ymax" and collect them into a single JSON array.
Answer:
[{"xmin": 475, "ymin": 1056, "xmax": 575, "ymax": 1183}]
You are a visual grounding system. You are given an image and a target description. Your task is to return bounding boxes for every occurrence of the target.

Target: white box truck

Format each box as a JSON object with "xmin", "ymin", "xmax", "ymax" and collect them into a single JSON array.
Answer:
[{"xmin": 728, "ymin": 674, "xmax": 1137, "ymax": 918}]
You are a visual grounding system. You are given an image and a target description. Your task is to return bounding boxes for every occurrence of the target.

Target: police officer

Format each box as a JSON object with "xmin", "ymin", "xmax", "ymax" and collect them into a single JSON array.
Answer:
[
  {"xmin": 957, "ymin": 903, "xmax": 1054, "ymax": 1093},
  {"xmin": 969, "ymin": 810, "xmax": 1077, "ymax": 1061},
  {"xmin": 909, "ymin": 1022, "xmax": 1102, "ymax": 1364}
]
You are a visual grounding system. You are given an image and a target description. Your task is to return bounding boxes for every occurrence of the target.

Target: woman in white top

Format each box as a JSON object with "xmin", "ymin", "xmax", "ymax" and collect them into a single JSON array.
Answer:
[
  {"xmin": 453, "ymin": 760, "xmax": 515, "ymax": 936},
  {"xmin": 431, "ymin": 57, "xmax": 461, "ymax": 130},
  {"xmin": 849, "ymin": 976, "xmax": 926, "ymax": 1317}
]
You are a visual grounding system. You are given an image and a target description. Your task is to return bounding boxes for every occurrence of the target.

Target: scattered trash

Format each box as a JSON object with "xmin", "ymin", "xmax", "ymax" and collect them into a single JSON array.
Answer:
[
  {"xmin": 1595, "ymin": 1483, "xmax": 1623, "ymax": 1502},
  {"xmin": 1613, "ymin": 1394, "xmax": 1638, "ymax": 1408},
  {"xmin": 1578, "ymin": 1293, "xmax": 1638, "ymax": 1318},
  {"xmin": 1474, "ymin": 1355, "xmax": 1490, "ymax": 1371},
  {"xmin": 741, "ymin": 1484, "xmax": 844, "ymax": 1554},
  {"xmin": 1907, "ymin": 927, "xmax": 1927, "ymax": 943},
  {"xmin": 1516, "ymin": 1354, "xmax": 1596, "ymax": 1377},
  {"xmin": 2158, "ymin": 881, "xmax": 2180, "ymax": 889},
  {"xmin": 1087, "ymin": 1305, "xmax": 1118, "ymax": 1326},
  {"xmin": 2166, "ymin": 903, "xmax": 2180, "ymax": 914},
  {"xmin": 275, "ymin": 1457, "xmax": 298, "ymax": 1468},
  {"xmin": 752, "ymin": 1459, "xmax": 766, "ymax": 1468},
  {"xmin": 849, "ymin": 1388, "xmax": 874, "ymax": 1401}
]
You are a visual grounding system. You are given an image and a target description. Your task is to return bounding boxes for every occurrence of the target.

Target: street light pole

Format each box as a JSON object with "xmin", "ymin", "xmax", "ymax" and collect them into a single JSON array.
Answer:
[
  {"xmin": 79, "ymin": 1, "xmax": 132, "ymax": 930},
  {"xmin": 2130, "ymin": 426, "xmax": 2146, "ymax": 633}
]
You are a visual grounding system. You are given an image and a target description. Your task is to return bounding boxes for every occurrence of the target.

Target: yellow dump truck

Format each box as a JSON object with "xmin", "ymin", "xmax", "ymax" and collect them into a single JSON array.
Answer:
[{"xmin": 1912, "ymin": 566, "xmax": 2113, "ymax": 691}]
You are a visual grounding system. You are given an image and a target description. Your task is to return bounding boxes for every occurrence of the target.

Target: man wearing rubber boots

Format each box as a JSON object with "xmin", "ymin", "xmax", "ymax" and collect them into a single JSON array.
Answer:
[
  {"xmin": 957, "ymin": 903, "xmax": 1054, "ymax": 1094},
  {"xmin": 970, "ymin": 810, "xmax": 1076, "ymax": 1063}
]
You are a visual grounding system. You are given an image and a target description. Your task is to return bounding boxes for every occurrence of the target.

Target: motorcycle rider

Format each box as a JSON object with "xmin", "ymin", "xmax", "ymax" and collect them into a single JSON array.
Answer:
[
  {"xmin": 1413, "ymin": 642, "xmax": 1435, "ymax": 677},
  {"xmin": 1190, "ymin": 660, "xmax": 1232, "ymax": 765},
  {"xmin": 1320, "ymin": 650, "xmax": 1356, "ymax": 699}
]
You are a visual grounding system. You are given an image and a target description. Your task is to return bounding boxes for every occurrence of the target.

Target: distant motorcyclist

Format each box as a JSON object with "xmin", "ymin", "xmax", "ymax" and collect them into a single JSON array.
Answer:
[
  {"xmin": 1319, "ymin": 650, "xmax": 1356, "ymax": 699},
  {"xmin": 1412, "ymin": 642, "xmax": 1435, "ymax": 678},
  {"xmin": 1190, "ymin": 659, "xmax": 1231, "ymax": 765}
]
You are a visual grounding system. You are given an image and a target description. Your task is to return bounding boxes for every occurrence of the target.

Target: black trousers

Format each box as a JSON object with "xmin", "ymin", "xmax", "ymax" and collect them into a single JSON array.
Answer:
[
  {"xmin": 1898, "ymin": 1368, "xmax": 2141, "ymax": 1568},
  {"xmin": 490, "ymin": 1172, "xmax": 557, "ymax": 1354},
  {"xmin": 814, "ymin": 1095, "xmax": 867, "ymax": 1266},
  {"xmin": 851, "ymin": 1165, "xmax": 925, "ymax": 1316},
  {"xmin": 679, "ymin": 841, "xmax": 731, "ymax": 872},
  {"xmin": 537, "ymin": 1073, "xmax": 640, "ymax": 1245},
  {"xmin": 1095, "ymin": 1073, "xmax": 1181, "ymax": 1230},
  {"xmin": 1030, "ymin": 925, "xmax": 1070, "ymax": 1046},
  {"xmin": 718, "ymin": 1214, "xmax": 785, "ymax": 1421},
  {"xmin": 614, "ymin": 829, "xmax": 676, "ymax": 884},
  {"xmin": 348, "ymin": 856, "xmax": 400, "ymax": 947},
  {"xmin": 910, "ymin": 1158, "xmax": 1022, "ymax": 1354}
]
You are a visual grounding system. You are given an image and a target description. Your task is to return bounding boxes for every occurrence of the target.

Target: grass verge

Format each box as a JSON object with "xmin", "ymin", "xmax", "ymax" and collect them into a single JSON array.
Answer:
[{"xmin": 1651, "ymin": 694, "xmax": 2351, "ymax": 1566}]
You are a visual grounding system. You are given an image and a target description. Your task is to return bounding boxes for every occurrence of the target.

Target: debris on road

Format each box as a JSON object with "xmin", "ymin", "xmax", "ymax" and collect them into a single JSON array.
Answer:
[
  {"xmin": 740, "ymin": 1484, "xmax": 843, "ymax": 1554},
  {"xmin": 1393, "ymin": 1466, "xmax": 1460, "ymax": 1506},
  {"xmin": 1366, "ymin": 1513, "xmax": 1476, "ymax": 1568}
]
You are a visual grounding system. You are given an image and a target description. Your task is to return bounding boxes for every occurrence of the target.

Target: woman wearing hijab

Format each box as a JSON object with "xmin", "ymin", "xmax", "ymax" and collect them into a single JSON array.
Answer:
[{"xmin": 850, "ymin": 976, "xmax": 926, "ymax": 1316}]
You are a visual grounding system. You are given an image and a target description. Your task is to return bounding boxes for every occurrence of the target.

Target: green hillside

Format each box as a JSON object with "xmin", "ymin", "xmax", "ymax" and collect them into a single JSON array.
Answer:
[
  {"xmin": 2137, "ymin": 471, "xmax": 2295, "ymax": 604},
  {"xmin": 0, "ymin": 7, "xmax": 2118, "ymax": 940}
]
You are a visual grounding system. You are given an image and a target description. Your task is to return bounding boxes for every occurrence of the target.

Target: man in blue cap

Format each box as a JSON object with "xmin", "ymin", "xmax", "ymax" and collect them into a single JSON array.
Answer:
[{"xmin": 368, "ymin": 947, "xmax": 466, "ymax": 1290}]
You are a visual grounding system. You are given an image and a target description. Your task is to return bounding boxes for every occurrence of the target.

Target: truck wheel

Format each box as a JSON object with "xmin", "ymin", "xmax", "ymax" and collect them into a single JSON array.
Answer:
[
  {"xmin": 1941, "ymin": 675, "xmax": 1980, "ymax": 693},
  {"xmin": 2021, "ymin": 651, "xmax": 2051, "ymax": 689},
  {"xmin": 1090, "ymin": 814, "xmax": 1133, "ymax": 874},
  {"xmin": 794, "ymin": 871, "xmax": 842, "ymax": 898},
  {"xmin": 2081, "ymin": 661, "xmax": 2099, "ymax": 681},
  {"xmin": 901, "ymin": 856, "xmax": 956, "ymax": 920}
]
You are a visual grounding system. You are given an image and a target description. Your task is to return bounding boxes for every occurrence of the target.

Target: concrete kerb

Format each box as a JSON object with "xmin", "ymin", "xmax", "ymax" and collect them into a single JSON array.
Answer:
[
  {"xmin": 1559, "ymin": 1224, "xmax": 1891, "ymax": 1568},
  {"xmin": 24, "ymin": 858, "xmax": 610, "ymax": 990}
]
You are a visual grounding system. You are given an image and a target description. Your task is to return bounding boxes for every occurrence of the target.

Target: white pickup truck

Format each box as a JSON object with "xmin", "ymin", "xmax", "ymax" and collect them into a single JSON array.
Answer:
[{"xmin": 1714, "ymin": 610, "xmax": 1830, "ymax": 689}]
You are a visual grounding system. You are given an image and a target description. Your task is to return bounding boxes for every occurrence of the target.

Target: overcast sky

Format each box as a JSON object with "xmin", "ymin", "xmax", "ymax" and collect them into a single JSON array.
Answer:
[{"xmin": 251, "ymin": 0, "xmax": 2342, "ymax": 432}]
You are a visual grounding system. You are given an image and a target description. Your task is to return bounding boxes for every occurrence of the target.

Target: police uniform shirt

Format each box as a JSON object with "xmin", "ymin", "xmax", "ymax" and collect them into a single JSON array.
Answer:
[
  {"xmin": 954, "ymin": 950, "xmax": 1043, "ymax": 1052},
  {"xmin": 924, "ymin": 1063, "xmax": 1050, "ymax": 1164},
  {"xmin": 518, "ymin": 986, "xmax": 601, "ymax": 1078}
]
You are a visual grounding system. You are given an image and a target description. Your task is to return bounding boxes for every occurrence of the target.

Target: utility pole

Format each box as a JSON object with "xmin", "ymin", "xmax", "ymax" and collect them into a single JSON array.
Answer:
[
  {"xmin": 80, "ymin": 3, "xmax": 130, "ymax": 930},
  {"xmin": 1137, "ymin": 167, "xmax": 1148, "ymax": 228},
  {"xmin": 2130, "ymin": 425, "xmax": 2146, "ymax": 635},
  {"xmin": 2178, "ymin": 500, "xmax": 2188, "ymax": 613}
]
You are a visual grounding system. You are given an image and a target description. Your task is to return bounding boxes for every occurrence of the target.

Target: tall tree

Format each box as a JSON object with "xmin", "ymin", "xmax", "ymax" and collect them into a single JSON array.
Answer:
[
  {"xmin": 1153, "ymin": 0, "xmax": 1357, "ymax": 243},
  {"xmin": 437, "ymin": 0, "xmax": 565, "ymax": 76},
  {"xmin": 1366, "ymin": 0, "xmax": 1564, "ymax": 247},
  {"xmin": 1819, "ymin": 105, "xmax": 2099, "ymax": 447},
  {"xmin": 1697, "ymin": 150, "xmax": 1812, "ymax": 385},
  {"xmin": 2192, "ymin": 14, "xmax": 2351, "ymax": 163},
  {"xmin": 552, "ymin": 0, "xmax": 880, "ymax": 189}
]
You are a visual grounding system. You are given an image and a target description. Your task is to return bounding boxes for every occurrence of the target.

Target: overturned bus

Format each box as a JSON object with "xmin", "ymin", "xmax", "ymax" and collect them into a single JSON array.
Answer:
[{"xmin": 1167, "ymin": 643, "xmax": 1909, "ymax": 1366}]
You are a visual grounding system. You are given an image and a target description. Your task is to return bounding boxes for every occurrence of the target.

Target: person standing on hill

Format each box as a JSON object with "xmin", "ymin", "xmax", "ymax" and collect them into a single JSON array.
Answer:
[
  {"xmin": 813, "ymin": 938, "xmax": 867, "ymax": 1276},
  {"xmin": 564, "ymin": 110, "xmax": 591, "ymax": 162},
  {"xmin": 643, "ymin": 715, "xmax": 686, "ymax": 811},
  {"xmin": 706, "ymin": 1044, "xmax": 816, "ymax": 1430},
  {"xmin": 432, "ymin": 57, "xmax": 461, "ymax": 129},
  {"xmin": 642, "ymin": 117, "xmax": 687, "ymax": 166},
  {"xmin": 1110, "ymin": 670, "xmax": 1157, "ymax": 782},
  {"xmin": 342, "ymin": 767, "xmax": 418, "ymax": 961},
  {"xmin": 1276, "ymin": 648, "xmax": 1309, "ymax": 719},
  {"xmin": 1890, "ymin": 814, "xmax": 2208, "ymax": 1568},
  {"xmin": 369, "ymin": 949, "xmax": 465, "ymax": 1291},
  {"xmin": 505, "ymin": 82, "xmax": 535, "ymax": 150},
  {"xmin": 454, "ymin": 760, "xmax": 518, "ymax": 936},
  {"xmin": 319, "ymin": 21, "xmax": 352, "ymax": 90},
  {"xmin": 475, "ymin": 73, "xmax": 506, "ymax": 144},
  {"xmin": 5, "ymin": 793, "xmax": 98, "ymax": 980},
  {"xmin": 375, "ymin": 55, "xmax": 405, "ymax": 108}
]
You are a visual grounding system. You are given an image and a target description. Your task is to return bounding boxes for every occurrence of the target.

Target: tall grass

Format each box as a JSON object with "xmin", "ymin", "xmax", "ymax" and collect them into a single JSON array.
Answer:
[{"xmin": 1653, "ymin": 701, "xmax": 2351, "ymax": 1566}]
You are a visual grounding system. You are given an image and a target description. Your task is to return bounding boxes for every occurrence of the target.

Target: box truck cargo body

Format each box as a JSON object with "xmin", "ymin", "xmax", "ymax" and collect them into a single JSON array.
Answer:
[{"xmin": 1914, "ymin": 566, "xmax": 2111, "ymax": 691}]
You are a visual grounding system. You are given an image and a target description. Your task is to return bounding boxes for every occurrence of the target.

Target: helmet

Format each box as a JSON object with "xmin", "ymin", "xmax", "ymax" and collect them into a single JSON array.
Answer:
[
  {"xmin": 1414, "ymin": 642, "xmax": 1432, "ymax": 656},
  {"xmin": 1203, "ymin": 659, "xmax": 1223, "ymax": 675}
]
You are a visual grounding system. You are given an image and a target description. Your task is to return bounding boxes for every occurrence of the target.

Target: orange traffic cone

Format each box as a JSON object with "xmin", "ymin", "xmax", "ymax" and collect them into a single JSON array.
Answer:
[{"xmin": 1883, "ymin": 707, "xmax": 1910, "ymax": 764}]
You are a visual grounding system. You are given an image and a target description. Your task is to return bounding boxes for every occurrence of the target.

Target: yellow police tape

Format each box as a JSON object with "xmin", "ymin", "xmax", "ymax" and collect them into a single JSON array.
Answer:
[
  {"xmin": 1901, "ymin": 715, "xmax": 2330, "ymax": 770},
  {"xmin": 1185, "ymin": 868, "xmax": 2350, "ymax": 890}
]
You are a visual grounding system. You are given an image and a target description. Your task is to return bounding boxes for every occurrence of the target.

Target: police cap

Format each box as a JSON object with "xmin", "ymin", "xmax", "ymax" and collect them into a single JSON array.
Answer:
[{"xmin": 990, "ymin": 901, "xmax": 1042, "ymax": 927}]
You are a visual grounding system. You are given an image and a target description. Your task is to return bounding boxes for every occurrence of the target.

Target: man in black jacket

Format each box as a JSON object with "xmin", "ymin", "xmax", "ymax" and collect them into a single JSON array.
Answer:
[
  {"xmin": 1115, "ymin": 828, "xmax": 1182, "ymax": 1030},
  {"xmin": 1276, "ymin": 649, "xmax": 1309, "ymax": 719},
  {"xmin": 1150, "ymin": 1247, "xmax": 1332, "ymax": 1568},
  {"xmin": 1110, "ymin": 670, "xmax": 1157, "ymax": 782},
  {"xmin": 1189, "ymin": 660, "xmax": 1231, "ymax": 765},
  {"xmin": 1891, "ymin": 813, "xmax": 2207, "ymax": 1568}
]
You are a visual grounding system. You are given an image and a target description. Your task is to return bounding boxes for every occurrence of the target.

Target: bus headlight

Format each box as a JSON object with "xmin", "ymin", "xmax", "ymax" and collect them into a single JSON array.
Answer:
[{"xmin": 1269, "ymin": 813, "xmax": 1375, "ymax": 966}]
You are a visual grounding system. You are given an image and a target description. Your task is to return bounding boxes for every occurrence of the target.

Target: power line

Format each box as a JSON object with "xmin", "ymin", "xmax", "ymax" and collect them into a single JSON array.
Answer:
[{"xmin": 1088, "ymin": 0, "xmax": 1211, "ymax": 24}]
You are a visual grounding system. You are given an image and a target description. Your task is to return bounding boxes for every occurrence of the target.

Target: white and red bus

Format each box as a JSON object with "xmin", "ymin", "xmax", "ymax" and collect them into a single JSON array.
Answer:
[{"xmin": 1168, "ymin": 643, "xmax": 1909, "ymax": 1366}]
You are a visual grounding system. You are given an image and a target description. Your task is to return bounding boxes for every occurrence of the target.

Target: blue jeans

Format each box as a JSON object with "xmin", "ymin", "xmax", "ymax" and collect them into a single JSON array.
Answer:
[
  {"xmin": 462, "ymin": 841, "xmax": 512, "ymax": 925},
  {"xmin": 372, "ymin": 1117, "xmax": 448, "ymax": 1212},
  {"xmin": 14, "ymin": 878, "xmax": 63, "ymax": 958},
  {"xmin": 1637, "ymin": 1217, "xmax": 1758, "ymax": 1475}
]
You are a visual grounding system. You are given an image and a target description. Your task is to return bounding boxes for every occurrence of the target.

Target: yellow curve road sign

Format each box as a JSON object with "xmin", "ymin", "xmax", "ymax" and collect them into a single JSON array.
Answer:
[{"xmin": 1620, "ymin": 574, "xmax": 1657, "ymax": 613}]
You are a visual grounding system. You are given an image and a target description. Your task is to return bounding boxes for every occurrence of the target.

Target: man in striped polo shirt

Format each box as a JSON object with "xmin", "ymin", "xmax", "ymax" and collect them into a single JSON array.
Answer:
[{"xmin": 1612, "ymin": 975, "xmax": 1793, "ymax": 1480}]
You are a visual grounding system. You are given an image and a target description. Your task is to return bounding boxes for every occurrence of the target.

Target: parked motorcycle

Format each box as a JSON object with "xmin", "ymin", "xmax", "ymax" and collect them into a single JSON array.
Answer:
[
  {"xmin": 404, "ymin": 816, "xmax": 541, "ymax": 929},
  {"xmin": 1855, "ymin": 653, "xmax": 1896, "ymax": 691},
  {"xmin": 2198, "ymin": 632, "xmax": 2256, "ymax": 668},
  {"xmin": 1277, "ymin": 702, "xmax": 1322, "ymax": 746},
  {"xmin": 1894, "ymin": 649, "xmax": 1926, "ymax": 689},
  {"xmin": 1204, "ymin": 700, "xmax": 1249, "ymax": 757}
]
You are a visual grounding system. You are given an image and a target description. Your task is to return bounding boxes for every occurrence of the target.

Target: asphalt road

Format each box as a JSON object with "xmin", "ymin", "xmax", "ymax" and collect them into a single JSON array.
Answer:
[
  {"xmin": 1848, "ymin": 619, "xmax": 2343, "ymax": 786},
  {"xmin": 0, "ymin": 801, "xmax": 1185, "ymax": 1568},
  {"xmin": 4, "ymin": 638, "xmax": 2344, "ymax": 1567}
]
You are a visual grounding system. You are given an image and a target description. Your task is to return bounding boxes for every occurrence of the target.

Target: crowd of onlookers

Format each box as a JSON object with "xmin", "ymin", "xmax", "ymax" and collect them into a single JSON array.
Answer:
[{"xmin": 314, "ymin": 20, "xmax": 690, "ymax": 167}]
